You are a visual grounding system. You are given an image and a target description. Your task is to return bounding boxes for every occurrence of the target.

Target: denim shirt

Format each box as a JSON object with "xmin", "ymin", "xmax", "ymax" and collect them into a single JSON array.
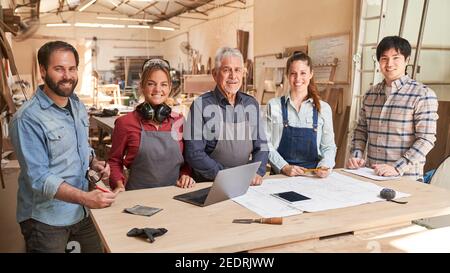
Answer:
[
  {"xmin": 265, "ymin": 94, "xmax": 337, "ymax": 173},
  {"xmin": 9, "ymin": 86, "xmax": 91, "ymax": 226}
]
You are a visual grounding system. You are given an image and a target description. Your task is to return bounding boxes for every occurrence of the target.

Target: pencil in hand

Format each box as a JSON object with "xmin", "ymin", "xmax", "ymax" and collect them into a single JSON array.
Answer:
[
  {"xmin": 95, "ymin": 181, "xmax": 112, "ymax": 193},
  {"xmin": 303, "ymin": 167, "xmax": 329, "ymax": 173}
]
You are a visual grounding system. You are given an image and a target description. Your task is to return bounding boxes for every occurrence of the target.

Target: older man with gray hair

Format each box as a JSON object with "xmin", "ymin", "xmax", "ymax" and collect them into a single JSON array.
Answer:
[{"xmin": 184, "ymin": 47, "xmax": 268, "ymax": 185}]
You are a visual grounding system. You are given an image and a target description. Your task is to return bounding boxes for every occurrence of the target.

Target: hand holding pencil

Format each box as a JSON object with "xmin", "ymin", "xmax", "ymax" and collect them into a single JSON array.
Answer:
[
  {"xmin": 94, "ymin": 181, "xmax": 112, "ymax": 193},
  {"xmin": 309, "ymin": 166, "xmax": 331, "ymax": 178},
  {"xmin": 281, "ymin": 165, "xmax": 330, "ymax": 178},
  {"xmin": 82, "ymin": 184, "xmax": 116, "ymax": 209}
]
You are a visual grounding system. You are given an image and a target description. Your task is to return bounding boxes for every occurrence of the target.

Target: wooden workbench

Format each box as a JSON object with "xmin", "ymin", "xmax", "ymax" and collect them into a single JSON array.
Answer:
[
  {"xmin": 90, "ymin": 104, "xmax": 189, "ymax": 136},
  {"xmin": 91, "ymin": 116, "xmax": 117, "ymax": 136},
  {"xmin": 90, "ymin": 171, "xmax": 450, "ymax": 253}
]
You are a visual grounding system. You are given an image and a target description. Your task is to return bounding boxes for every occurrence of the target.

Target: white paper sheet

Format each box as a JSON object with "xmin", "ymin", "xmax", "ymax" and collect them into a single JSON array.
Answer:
[
  {"xmin": 232, "ymin": 188, "xmax": 302, "ymax": 218},
  {"xmin": 342, "ymin": 167, "xmax": 401, "ymax": 181},
  {"xmin": 232, "ymin": 172, "xmax": 410, "ymax": 216}
]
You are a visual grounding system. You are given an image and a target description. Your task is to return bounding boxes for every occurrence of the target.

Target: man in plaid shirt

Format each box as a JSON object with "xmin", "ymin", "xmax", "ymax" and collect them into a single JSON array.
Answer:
[{"xmin": 347, "ymin": 36, "xmax": 438, "ymax": 180}]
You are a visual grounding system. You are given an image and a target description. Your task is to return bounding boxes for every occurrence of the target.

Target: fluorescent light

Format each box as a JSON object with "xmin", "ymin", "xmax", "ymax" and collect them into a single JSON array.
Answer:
[
  {"xmin": 74, "ymin": 22, "xmax": 125, "ymax": 28},
  {"xmin": 97, "ymin": 16, "xmax": 153, "ymax": 22},
  {"xmin": 46, "ymin": 23, "xmax": 72, "ymax": 27},
  {"xmin": 75, "ymin": 22, "xmax": 99, "ymax": 27},
  {"xmin": 128, "ymin": 25, "xmax": 151, "ymax": 29},
  {"xmin": 153, "ymin": 26, "xmax": 175, "ymax": 31},
  {"xmin": 117, "ymin": 17, "xmax": 153, "ymax": 22},
  {"xmin": 79, "ymin": 0, "xmax": 96, "ymax": 12},
  {"xmin": 100, "ymin": 24, "xmax": 125, "ymax": 28}
]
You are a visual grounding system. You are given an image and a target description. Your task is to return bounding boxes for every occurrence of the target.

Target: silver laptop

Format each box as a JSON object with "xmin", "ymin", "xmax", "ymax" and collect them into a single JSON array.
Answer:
[{"xmin": 173, "ymin": 162, "xmax": 261, "ymax": 207}]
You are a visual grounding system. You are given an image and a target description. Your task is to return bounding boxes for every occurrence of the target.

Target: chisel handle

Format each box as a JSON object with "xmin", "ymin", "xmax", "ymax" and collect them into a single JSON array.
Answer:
[{"xmin": 257, "ymin": 217, "xmax": 283, "ymax": 225}]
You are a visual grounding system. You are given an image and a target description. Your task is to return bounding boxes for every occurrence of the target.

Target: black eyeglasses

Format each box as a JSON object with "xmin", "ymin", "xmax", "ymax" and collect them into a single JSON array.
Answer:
[
  {"xmin": 85, "ymin": 155, "xmax": 106, "ymax": 185},
  {"xmin": 142, "ymin": 58, "xmax": 171, "ymax": 71}
]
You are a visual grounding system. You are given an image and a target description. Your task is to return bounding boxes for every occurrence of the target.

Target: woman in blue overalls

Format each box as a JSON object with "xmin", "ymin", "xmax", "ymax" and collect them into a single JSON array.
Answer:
[{"xmin": 265, "ymin": 51, "xmax": 337, "ymax": 178}]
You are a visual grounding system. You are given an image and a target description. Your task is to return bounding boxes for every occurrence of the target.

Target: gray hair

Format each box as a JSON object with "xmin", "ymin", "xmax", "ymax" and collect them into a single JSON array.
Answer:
[{"xmin": 214, "ymin": 47, "xmax": 244, "ymax": 69}]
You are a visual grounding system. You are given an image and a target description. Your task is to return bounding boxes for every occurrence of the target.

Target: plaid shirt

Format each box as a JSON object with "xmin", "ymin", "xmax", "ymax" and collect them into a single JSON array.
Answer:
[{"xmin": 351, "ymin": 75, "xmax": 439, "ymax": 180}]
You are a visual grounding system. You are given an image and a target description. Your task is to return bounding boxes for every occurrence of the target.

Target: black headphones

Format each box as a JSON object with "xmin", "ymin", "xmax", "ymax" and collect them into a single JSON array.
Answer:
[{"xmin": 137, "ymin": 102, "xmax": 172, "ymax": 123}]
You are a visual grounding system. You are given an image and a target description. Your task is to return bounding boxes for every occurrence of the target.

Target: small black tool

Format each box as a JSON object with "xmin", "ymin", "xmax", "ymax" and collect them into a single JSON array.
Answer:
[
  {"xmin": 92, "ymin": 108, "xmax": 119, "ymax": 117},
  {"xmin": 380, "ymin": 188, "xmax": 408, "ymax": 204},
  {"xmin": 127, "ymin": 227, "xmax": 168, "ymax": 243}
]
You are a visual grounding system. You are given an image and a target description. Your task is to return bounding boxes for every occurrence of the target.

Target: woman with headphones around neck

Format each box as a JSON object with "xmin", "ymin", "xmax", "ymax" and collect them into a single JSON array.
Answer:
[
  {"xmin": 108, "ymin": 58, "xmax": 195, "ymax": 192},
  {"xmin": 265, "ymin": 52, "xmax": 337, "ymax": 178}
]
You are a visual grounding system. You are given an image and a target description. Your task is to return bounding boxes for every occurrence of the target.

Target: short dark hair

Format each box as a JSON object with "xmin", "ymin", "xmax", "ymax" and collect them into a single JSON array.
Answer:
[
  {"xmin": 37, "ymin": 41, "xmax": 79, "ymax": 69},
  {"xmin": 376, "ymin": 36, "xmax": 411, "ymax": 61}
]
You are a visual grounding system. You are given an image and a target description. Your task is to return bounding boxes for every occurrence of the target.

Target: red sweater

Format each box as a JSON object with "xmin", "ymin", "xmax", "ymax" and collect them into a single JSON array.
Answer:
[{"xmin": 108, "ymin": 110, "xmax": 191, "ymax": 189}]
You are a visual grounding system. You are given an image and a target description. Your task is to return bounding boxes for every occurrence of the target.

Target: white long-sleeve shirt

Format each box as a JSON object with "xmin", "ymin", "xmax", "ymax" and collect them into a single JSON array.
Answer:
[{"xmin": 265, "ymin": 94, "xmax": 337, "ymax": 173}]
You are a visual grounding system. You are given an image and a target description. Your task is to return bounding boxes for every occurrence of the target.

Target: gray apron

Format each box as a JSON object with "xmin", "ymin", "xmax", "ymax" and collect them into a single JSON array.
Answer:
[
  {"xmin": 126, "ymin": 121, "xmax": 184, "ymax": 190},
  {"xmin": 209, "ymin": 120, "xmax": 253, "ymax": 168}
]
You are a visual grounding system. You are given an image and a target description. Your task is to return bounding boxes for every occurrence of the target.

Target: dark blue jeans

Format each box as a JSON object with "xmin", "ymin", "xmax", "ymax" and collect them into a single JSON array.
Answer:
[{"xmin": 19, "ymin": 216, "xmax": 103, "ymax": 253}]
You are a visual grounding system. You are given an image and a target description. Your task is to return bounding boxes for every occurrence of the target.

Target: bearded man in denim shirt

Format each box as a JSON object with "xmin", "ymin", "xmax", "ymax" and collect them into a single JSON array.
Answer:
[{"xmin": 9, "ymin": 41, "xmax": 116, "ymax": 253}]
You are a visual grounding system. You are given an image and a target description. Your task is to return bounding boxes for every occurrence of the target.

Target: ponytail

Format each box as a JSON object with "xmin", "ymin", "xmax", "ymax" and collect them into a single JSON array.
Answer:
[{"xmin": 308, "ymin": 77, "xmax": 321, "ymax": 112}]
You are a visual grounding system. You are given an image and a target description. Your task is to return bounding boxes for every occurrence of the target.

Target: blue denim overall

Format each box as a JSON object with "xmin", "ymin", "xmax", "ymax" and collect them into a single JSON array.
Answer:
[{"xmin": 276, "ymin": 96, "xmax": 320, "ymax": 169}]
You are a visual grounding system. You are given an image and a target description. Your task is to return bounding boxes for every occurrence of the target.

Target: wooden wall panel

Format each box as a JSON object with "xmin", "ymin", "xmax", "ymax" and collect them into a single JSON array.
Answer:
[
  {"xmin": 0, "ymin": 161, "xmax": 25, "ymax": 252},
  {"xmin": 425, "ymin": 101, "xmax": 450, "ymax": 172}
]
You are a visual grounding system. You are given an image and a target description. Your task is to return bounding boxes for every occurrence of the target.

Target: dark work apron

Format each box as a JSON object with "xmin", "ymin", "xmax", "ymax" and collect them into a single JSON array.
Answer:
[
  {"xmin": 126, "ymin": 120, "xmax": 184, "ymax": 190},
  {"xmin": 209, "ymin": 120, "xmax": 253, "ymax": 169},
  {"xmin": 276, "ymin": 96, "xmax": 320, "ymax": 169}
]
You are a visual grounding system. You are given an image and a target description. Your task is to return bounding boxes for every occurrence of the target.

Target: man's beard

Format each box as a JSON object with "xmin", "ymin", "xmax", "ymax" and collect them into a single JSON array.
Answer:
[{"xmin": 44, "ymin": 74, "xmax": 78, "ymax": 97}]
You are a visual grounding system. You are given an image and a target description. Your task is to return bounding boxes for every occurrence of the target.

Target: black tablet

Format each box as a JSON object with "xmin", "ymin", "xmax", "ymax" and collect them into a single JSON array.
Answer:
[{"xmin": 272, "ymin": 191, "xmax": 311, "ymax": 203}]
